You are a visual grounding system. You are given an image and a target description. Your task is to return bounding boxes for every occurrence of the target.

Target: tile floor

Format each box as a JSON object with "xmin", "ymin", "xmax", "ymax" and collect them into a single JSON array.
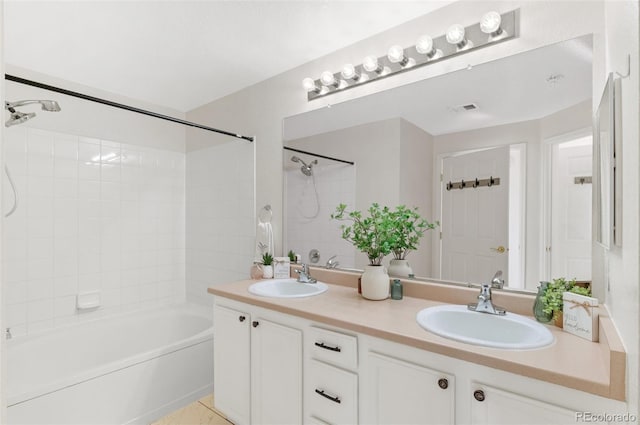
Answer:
[{"xmin": 151, "ymin": 394, "xmax": 232, "ymax": 425}]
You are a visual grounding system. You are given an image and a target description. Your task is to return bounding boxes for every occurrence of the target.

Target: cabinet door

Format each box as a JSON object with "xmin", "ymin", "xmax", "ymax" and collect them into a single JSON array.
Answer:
[
  {"xmin": 470, "ymin": 383, "xmax": 584, "ymax": 425},
  {"xmin": 367, "ymin": 352, "xmax": 454, "ymax": 425},
  {"xmin": 213, "ymin": 305, "xmax": 251, "ymax": 425},
  {"xmin": 251, "ymin": 318, "xmax": 303, "ymax": 425}
]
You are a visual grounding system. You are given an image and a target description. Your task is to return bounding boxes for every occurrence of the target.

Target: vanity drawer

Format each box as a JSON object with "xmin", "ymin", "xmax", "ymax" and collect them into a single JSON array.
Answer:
[
  {"xmin": 307, "ymin": 360, "xmax": 358, "ymax": 425},
  {"xmin": 308, "ymin": 326, "xmax": 358, "ymax": 370}
]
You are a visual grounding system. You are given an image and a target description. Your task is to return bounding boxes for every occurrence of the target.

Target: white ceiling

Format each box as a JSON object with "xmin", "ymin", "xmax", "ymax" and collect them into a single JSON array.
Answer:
[
  {"xmin": 4, "ymin": 0, "xmax": 454, "ymax": 112},
  {"xmin": 283, "ymin": 36, "xmax": 593, "ymax": 139}
]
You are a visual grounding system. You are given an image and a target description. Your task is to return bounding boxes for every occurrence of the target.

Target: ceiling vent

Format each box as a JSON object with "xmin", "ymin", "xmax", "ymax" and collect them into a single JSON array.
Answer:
[{"xmin": 448, "ymin": 103, "xmax": 479, "ymax": 113}]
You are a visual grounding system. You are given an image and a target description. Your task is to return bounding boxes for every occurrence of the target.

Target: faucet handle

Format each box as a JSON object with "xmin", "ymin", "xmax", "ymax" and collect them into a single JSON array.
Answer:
[{"xmin": 490, "ymin": 270, "xmax": 504, "ymax": 289}]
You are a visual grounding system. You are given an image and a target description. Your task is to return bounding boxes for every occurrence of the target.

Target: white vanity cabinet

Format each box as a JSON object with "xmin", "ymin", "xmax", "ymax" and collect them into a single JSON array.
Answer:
[
  {"xmin": 469, "ymin": 383, "xmax": 580, "ymax": 425},
  {"xmin": 213, "ymin": 300, "xmax": 302, "ymax": 425},
  {"xmin": 363, "ymin": 352, "xmax": 455, "ymax": 425}
]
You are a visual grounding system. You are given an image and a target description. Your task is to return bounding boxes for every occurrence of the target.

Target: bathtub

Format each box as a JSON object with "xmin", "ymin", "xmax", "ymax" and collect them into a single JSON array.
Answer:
[{"xmin": 6, "ymin": 303, "xmax": 214, "ymax": 425}]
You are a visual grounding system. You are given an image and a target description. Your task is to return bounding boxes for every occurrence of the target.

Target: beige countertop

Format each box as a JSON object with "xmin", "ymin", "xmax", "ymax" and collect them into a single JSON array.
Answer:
[{"xmin": 208, "ymin": 271, "xmax": 625, "ymax": 401}]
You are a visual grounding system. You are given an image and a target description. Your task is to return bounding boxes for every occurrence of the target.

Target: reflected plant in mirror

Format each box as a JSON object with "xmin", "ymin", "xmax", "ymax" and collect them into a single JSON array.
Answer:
[{"xmin": 388, "ymin": 206, "xmax": 438, "ymax": 277}]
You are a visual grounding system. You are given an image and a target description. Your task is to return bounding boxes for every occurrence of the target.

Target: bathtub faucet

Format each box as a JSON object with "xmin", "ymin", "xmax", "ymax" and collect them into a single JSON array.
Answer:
[{"xmin": 6, "ymin": 327, "xmax": 12, "ymax": 340}]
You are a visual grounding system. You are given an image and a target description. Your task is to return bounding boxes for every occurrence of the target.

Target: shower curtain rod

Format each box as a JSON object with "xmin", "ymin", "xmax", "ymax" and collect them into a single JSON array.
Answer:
[
  {"xmin": 283, "ymin": 146, "xmax": 354, "ymax": 165},
  {"xmin": 4, "ymin": 74, "xmax": 254, "ymax": 142}
]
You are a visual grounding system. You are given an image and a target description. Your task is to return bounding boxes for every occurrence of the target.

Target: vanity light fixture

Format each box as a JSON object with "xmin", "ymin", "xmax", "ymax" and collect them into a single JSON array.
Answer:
[
  {"xmin": 362, "ymin": 55, "xmax": 383, "ymax": 74},
  {"xmin": 302, "ymin": 9, "xmax": 519, "ymax": 100},
  {"xmin": 387, "ymin": 45, "xmax": 410, "ymax": 67},
  {"xmin": 480, "ymin": 11, "xmax": 507, "ymax": 41},
  {"xmin": 320, "ymin": 71, "xmax": 339, "ymax": 88},
  {"xmin": 416, "ymin": 35, "xmax": 443, "ymax": 60},
  {"xmin": 446, "ymin": 24, "xmax": 473, "ymax": 51},
  {"xmin": 302, "ymin": 77, "xmax": 321, "ymax": 93},
  {"xmin": 341, "ymin": 63, "xmax": 360, "ymax": 81}
]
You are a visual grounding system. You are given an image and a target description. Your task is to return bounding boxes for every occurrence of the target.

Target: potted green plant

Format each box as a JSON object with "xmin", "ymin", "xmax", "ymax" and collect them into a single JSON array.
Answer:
[
  {"xmin": 287, "ymin": 250, "xmax": 297, "ymax": 263},
  {"xmin": 388, "ymin": 205, "xmax": 438, "ymax": 277},
  {"xmin": 261, "ymin": 252, "xmax": 274, "ymax": 279},
  {"xmin": 331, "ymin": 203, "xmax": 395, "ymax": 300},
  {"xmin": 540, "ymin": 277, "xmax": 591, "ymax": 327}
]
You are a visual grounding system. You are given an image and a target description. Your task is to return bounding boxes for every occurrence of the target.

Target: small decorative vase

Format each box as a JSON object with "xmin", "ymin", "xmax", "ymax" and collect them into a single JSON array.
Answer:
[
  {"xmin": 250, "ymin": 263, "xmax": 263, "ymax": 279},
  {"xmin": 361, "ymin": 265, "xmax": 390, "ymax": 300},
  {"xmin": 554, "ymin": 311, "xmax": 564, "ymax": 328},
  {"xmin": 388, "ymin": 259, "xmax": 413, "ymax": 278},
  {"xmin": 533, "ymin": 282, "xmax": 552, "ymax": 323},
  {"xmin": 262, "ymin": 265, "xmax": 274, "ymax": 279}
]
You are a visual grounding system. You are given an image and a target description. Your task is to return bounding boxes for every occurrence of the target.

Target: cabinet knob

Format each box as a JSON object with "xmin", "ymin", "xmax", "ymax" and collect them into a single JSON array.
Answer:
[
  {"xmin": 238, "ymin": 315, "xmax": 246, "ymax": 322},
  {"xmin": 473, "ymin": 390, "xmax": 485, "ymax": 402},
  {"xmin": 437, "ymin": 378, "xmax": 449, "ymax": 389},
  {"xmin": 252, "ymin": 321, "xmax": 259, "ymax": 328}
]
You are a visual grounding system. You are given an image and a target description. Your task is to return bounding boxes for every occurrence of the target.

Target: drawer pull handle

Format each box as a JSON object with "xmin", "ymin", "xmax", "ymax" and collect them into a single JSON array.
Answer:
[
  {"xmin": 438, "ymin": 378, "xmax": 449, "ymax": 389},
  {"xmin": 474, "ymin": 390, "xmax": 485, "ymax": 402},
  {"xmin": 238, "ymin": 316, "xmax": 246, "ymax": 322},
  {"xmin": 252, "ymin": 321, "xmax": 259, "ymax": 328},
  {"xmin": 315, "ymin": 389, "xmax": 341, "ymax": 404},
  {"xmin": 314, "ymin": 342, "xmax": 342, "ymax": 352}
]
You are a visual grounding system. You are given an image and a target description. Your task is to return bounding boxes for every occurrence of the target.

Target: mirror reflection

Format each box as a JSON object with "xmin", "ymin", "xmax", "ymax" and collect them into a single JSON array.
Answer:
[{"xmin": 283, "ymin": 36, "xmax": 593, "ymax": 292}]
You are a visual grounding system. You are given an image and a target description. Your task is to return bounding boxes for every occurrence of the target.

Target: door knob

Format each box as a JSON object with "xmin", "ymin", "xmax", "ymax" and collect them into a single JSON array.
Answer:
[{"xmin": 490, "ymin": 246, "xmax": 507, "ymax": 254}]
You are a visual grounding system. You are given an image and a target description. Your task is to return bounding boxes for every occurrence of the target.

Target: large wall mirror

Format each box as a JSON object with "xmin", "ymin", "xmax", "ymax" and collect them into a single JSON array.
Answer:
[{"xmin": 283, "ymin": 35, "xmax": 594, "ymax": 292}]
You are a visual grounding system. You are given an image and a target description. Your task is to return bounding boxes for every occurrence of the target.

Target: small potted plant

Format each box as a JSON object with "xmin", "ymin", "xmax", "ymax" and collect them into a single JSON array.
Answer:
[
  {"xmin": 331, "ymin": 203, "xmax": 394, "ymax": 300},
  {"xmin": 388, "ymin": 205, "xmax": 438, "ymax": 277},
  {"xmin": 287, "ymin": 250, "xmax": 297, "ymax": 263},
  {"xmin": 540, "ymin": 277, "xmax": 591, "ymax": 327},
  {"xmin": 261, "ymin": 252, "xmax": 274, "ymax": 279}
]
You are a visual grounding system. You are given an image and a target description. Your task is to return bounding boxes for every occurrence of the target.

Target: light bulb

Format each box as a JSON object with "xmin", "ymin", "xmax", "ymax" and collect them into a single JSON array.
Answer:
[
  {"xmin": 302, "ymin": 77, "xmax": 318, "ymax": 92},
  {"xmin": 363, "ymin": 55, "xmax": 381, "ymax": 73},
  {"xmin": 480, "ymin": 11, "xmax": 502, "ymax": 34},
  {"xmin": 446, "ymin": 24, "xmax": 466, "ymax": 45},
  {"xmin": 341, "ymin": 63, "xmax": 359, "ymax": 80},
  {"xmin": 320, "ymin": 71, "xmax": 336, "ymax": 87},
  {"xmin": 387, "ymin": 45, "xmax": 406, "ymax": 64},
  {"xmin": 416, "ymin": 35, "xmax": 434, "ymax": 55}
]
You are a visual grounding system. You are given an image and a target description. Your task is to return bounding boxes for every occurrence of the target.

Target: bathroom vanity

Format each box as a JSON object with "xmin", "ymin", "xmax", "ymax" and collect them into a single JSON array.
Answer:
[{"xmin": 209, "ymin": 271, "xmax": 626, "ymax": 425}]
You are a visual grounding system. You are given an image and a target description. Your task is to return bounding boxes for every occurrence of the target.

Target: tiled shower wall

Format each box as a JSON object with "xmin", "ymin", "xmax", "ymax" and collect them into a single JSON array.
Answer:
[
  {"xmin": 185, "ymin": 141, "xmax": 254, "ymax": 305},
  {"xmin": 285, "ymin": 161, "xmax": 356, "ymax": 268},
  {"xmin": 3, "ymin": 127, "xmax": 185, "ymax": 337}
]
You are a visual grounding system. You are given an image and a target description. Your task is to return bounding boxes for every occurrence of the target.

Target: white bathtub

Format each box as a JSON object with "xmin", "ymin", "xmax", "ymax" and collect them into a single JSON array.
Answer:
[{"xmin": 6, "ymin": 303, "xmax": 214, "ymax": 425}]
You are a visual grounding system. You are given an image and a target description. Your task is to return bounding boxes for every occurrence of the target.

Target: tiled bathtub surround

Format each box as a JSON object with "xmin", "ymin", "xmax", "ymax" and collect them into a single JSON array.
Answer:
[
  {"xmin": 185, "ymin": 141, "xmax": 254, "ymax": 305},
  {"xmin": 285, "ymin": 161, "xmax": 355, "ymax": 268},
  {"xmin": 3, "ymin": 127, "xmax": 185, "ymax": 336}
]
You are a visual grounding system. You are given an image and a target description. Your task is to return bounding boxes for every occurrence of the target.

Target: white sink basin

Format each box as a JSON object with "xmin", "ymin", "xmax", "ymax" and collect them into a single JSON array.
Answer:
[
  {"xmin": 416, "ymin": 305, "xmax": 554, "ymax": 350},
  {"xmin": 248, "ymin": 278, "xmax": 328, "ymax": 298}
]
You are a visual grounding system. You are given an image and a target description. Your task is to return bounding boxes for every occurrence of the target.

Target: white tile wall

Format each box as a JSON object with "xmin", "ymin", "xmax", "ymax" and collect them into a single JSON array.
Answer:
[
  {"xmin": 185, "ymin": 141, "xmax": 254, "ymax": 305},
  {"xmin": 3, "ymin": 127, "xmax": 185, "ymax": 336},
  {"xmin": 285, "ymin": 162, "xmax": 356, "ymax": 268}
]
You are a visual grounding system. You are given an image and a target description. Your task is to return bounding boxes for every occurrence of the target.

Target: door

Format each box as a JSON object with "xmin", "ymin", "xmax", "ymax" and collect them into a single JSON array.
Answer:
[
  {"xmin": 365, "ymin": 352, "xmax": 454, "ymax": 425},
  {"xmin": 251, "ymin": 318, "xmax": 302, "ymax": 424},
  {"xmin": 441, "ymin": 146, "xmax": 510, "ymax": 285},
  {"xmin": 213, "ymin": 305, "xmax": 251, "ymax": 425},
  {"xmin": 551, "ymin": 137, "xmax": 592, "ymax": 280},
  {"xmin": 470, "ymin": 384, "xmax": 587, "ymax": 425}
]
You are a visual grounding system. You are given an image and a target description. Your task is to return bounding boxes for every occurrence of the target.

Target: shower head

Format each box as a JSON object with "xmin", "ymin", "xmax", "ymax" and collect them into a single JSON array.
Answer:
[
  {"xmin": 5, "ymin": 111, "xmax": 36, "ymax": 127},
  {"xmin": 5, "ymin": 99, "xmax": 61, "ymax": 127},
  {"xmin": 290, "ymin": 155, "xmax": 317, "ymax": 176},
  {"xmin": 6, "ymin": 99, "xmax": 62, "ymax": 112}
]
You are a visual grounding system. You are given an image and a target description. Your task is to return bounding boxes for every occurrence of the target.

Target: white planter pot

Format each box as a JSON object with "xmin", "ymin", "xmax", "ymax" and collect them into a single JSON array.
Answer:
[
  {"xmin": 361, "ymin": 265, "xmax": 390, "ymax": 300},
  {"xmin": 388, "ymin": 259, "xmax": 413, "ymax": 278},
  {"xmin": 262, "ymin": 265, "xmax": 274, "ymax": 279}
]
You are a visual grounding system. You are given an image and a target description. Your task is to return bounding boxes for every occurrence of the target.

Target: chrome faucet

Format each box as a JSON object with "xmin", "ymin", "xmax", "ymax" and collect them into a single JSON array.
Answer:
[
  {"xmin": 468, "ymin": 271, "xmax": 506, "ymax": 315},
  {"xmin": 325, "ymin": 255, "xmax": 339, "ymax": 269},
  {"xmin": 295, "ymin": 263, "xmax": 317, "ymax": 283}
]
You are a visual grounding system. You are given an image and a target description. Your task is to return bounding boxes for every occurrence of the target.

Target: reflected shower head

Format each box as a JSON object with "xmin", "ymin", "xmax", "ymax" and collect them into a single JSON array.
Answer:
[
  {"xmin": 290, "ymin": 155, "xmax": 317, "ymax": 176},
  {"xmin": 5, "ymin": 99, "xmax": 61, "ymax": 127},
  {"xmin": 5, "ymin": 111, "xmax": 36, "ymax": 127}
]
